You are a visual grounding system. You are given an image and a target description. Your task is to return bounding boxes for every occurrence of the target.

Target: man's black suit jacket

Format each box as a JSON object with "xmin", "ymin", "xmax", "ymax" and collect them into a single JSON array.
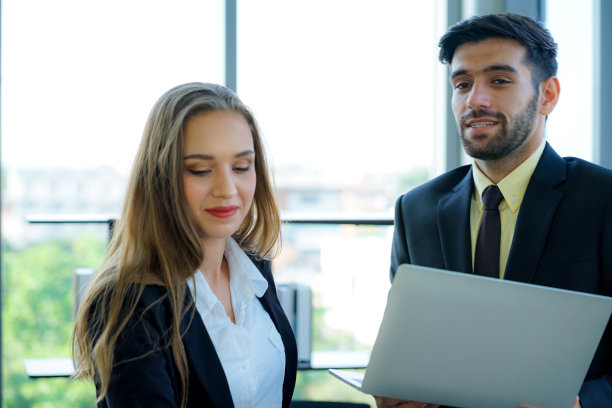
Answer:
[
  {"xmin": 391, "ymin": 143, "xmax": 612, "ymax": 408},
  {"xmin": 97, "ymin": 258, "xmax": 297, "ymax": 407}
]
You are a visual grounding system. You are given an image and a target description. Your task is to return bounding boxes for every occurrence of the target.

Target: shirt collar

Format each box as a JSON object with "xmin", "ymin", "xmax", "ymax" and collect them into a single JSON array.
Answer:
[
  {"xmin": 224, "ymin": 237, "xmax": 269, "ymax": 299},
  {"xmin": 472, "ymin": 140, "xmax": 546, "ymax": 212},
  {"xmin": 187, "ymin": 237, "xmax": 269, "ymax": 319}
]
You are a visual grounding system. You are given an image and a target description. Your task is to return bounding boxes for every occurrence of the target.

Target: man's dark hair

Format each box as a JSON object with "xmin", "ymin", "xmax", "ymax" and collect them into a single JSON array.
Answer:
[{"xmin": 439, "ymin": 13, "xmax": 558, "ymax": 87}]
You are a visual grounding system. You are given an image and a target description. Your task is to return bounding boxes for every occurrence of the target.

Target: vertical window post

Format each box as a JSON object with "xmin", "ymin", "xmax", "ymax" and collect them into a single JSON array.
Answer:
[
  {"xmin": 226, "ymin": 0, "xmax": 238, "ymax": 91},
  {"xmin": 594, "ymin": 0, "xmax": 612, "ymax": 169}
]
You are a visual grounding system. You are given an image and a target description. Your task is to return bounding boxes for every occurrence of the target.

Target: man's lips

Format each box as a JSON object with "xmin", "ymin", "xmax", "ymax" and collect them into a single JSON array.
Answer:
[
  {"xmin": 464, "ymin": 117, "xmax": 499, "ymax": 128},
  {"xmin": 206, "ymin": 206, "xmax": 239, "ymax": 218}
]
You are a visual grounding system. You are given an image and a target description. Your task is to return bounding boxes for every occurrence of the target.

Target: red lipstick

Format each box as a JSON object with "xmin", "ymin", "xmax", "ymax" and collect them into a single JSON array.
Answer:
[{"xmin": 206, "ymin": 206, "xmax": 239, "ymax": 218}]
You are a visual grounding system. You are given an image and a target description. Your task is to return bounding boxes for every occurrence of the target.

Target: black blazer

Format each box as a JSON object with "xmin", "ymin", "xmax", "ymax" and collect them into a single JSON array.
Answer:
[
  {"xmin": 97, "ymin": 257, "xmax": 297, "ymax": 408},
  {"xmin": 391, "ymin": 143, "xmax": 612, "ymax": 408}
]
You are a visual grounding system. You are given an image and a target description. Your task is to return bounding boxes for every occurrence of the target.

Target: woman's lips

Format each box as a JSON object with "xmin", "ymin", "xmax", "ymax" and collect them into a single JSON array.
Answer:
[{"xmin": 206, "ymin": 206, "xmax": 239, "ymax": 218}]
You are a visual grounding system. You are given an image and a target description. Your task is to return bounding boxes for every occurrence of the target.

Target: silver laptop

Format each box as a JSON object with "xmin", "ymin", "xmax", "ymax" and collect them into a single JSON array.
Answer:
[{"xmin": 329, "ymin": 264, "xmax": 612, "ymax": 408}]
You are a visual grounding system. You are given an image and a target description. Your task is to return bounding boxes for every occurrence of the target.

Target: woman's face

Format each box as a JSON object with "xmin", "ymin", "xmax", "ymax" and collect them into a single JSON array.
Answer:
[{"xmin": 182, "ymin": 110, "xmax": 256, "ymax": 242}]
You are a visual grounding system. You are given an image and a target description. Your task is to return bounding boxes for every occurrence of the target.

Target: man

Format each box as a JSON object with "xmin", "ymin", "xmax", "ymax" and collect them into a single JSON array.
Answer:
[{"xmin": 378, "ymin": 13, "xmax": 612, "ymax": 408}]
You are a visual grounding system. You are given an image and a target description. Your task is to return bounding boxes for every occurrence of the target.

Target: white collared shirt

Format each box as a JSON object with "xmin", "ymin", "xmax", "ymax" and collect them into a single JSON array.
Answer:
[{"xmin": 187, "ymin": 238, "xmax": 285, "ymax": 408}]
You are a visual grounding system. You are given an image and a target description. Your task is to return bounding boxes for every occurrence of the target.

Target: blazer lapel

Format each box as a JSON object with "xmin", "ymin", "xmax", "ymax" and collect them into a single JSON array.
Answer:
[
  {"xmin": 258, "ymin": 288, "xmax": 294, "ymax": 357},
  {"xmin": 255, "ymin": 261, "xmax": 298, "ymax": 408},
  {"xmin": 437, "ymin": 168, "xmax": 474, "ymax": 274},
  {"xmin": 504, "ymin": 143, "xmax": 567, "ymax": 283},
  {"xmin": 181, "ymin": 300, "xmax": 234, "ymax": 407}
]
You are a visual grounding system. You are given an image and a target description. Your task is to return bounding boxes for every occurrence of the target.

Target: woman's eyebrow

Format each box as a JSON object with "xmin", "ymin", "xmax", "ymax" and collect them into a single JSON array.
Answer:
[
  {"xmin": 235, "ymin": 150, "xmax": 255, "ymax": 158},
  {"xmin": 183, "ymin": 150, "xmax": 255, "ymax": 160}
]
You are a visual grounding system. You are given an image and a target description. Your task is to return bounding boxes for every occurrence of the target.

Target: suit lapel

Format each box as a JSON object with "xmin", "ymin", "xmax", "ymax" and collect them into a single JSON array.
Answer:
[
  {"xmin": 181, "ymin": 299, "xmax": 234, "ymax": 407},
  {"xmin": 437, "ymin": 168, "xmax": 474, "ymax": 274},
  {"xmin": 504, "ymin": 143, "xmax": 567, "ymax": 283}
]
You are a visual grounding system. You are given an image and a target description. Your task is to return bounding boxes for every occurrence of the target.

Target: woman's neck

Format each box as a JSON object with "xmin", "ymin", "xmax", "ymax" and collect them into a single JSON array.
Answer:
[
  {"xmin": 199, "ymin": 237, "xmax": 227, "ymax": 284},
  {"xmin": 199, "ymin": 237, "xmax": 235, "ymax": 322}
]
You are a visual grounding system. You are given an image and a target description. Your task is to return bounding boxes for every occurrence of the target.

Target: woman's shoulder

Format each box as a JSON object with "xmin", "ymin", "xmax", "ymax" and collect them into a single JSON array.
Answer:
[
  {"xmin": 139, "ymin": 283, "xmax": 171, "ymax": 305},
  {"xmin": 93, "ymin": 283, "xmax": 174, "ymax": 332},
  {"xmin": 133, "ymin": 284, "xmax": 180, "ymax": 324},
  {"xmin": 114, "ymin": 284, "xmax": 177, "ymax": 345}
]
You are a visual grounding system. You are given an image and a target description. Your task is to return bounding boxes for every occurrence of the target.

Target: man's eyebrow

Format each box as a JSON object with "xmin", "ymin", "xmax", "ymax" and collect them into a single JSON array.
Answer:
[
  {"xmin": 483, "ymin": 64, "xmax": 518, "ymax": 74},
  {"xmin": 450, "ymin": 69, "xmax": 469, "ymax": 80},
  {"xmin": 183, "ymin": 150, "xmax": 255, "ymax": 160},
  {"xmin": 450, "ymin": 64, "xmax": 519, "ymax": 80}
]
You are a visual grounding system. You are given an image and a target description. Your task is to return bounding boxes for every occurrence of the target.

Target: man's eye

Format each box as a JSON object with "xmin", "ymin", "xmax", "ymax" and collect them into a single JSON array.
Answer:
[
  {"xmin": 454, "ymin": 82, "xmax": 470, "ymax": 90},
  {"xmin": 492, "ymin": 79, "xmax": 510, "ymax": 85}
]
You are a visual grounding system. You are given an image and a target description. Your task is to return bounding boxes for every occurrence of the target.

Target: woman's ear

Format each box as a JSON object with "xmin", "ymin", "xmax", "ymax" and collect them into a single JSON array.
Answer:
[{"xmin": 539, "ymin": 76, "xmax": 560, "ymax": 116}]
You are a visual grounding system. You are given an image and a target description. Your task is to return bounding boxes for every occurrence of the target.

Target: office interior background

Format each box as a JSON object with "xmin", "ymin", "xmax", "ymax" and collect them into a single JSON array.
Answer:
[{"xmin": 1, "ymin": 0, "xmax": 610, "ymax": 406}]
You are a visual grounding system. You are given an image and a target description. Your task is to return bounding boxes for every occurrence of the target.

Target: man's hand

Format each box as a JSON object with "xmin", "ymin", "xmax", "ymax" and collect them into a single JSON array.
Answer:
[
  {"xmin": 374, "ymin": 396, "xmax": 440, "ymax": 408},
  {"xmin": 375, "ymin": 395, "xmax": 580, "ymax": 408},
  {"xmin": 519, "ymin": 395, "xmax": 581, "ymax": 408}
]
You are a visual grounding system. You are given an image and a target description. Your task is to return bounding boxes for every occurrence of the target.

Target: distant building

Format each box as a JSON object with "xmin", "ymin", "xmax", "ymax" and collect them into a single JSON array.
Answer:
[
  {"xmin": 2, "ymin": 166, "xmax": 125, "ymax": 246},
  {"xmin": 2, "ymin": 163, "xmax": 424, "ymax": 247}
]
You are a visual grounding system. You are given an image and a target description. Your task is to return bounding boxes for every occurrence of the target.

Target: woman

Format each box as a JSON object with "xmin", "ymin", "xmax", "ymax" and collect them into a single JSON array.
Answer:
[{"xmin": 72, "ymin": 83, "xmax": 297, "ymax": 407}]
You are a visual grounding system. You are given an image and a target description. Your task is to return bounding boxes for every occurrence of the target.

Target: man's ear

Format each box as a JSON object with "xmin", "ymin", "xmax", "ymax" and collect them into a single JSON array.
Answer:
[{"xmin": 539, "ymin": 76, "xmax": 560, "ymax": 115}]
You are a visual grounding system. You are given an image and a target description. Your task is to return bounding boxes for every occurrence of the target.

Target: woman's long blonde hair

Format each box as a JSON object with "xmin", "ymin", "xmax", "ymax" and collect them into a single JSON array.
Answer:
[{"xmin": 72, "ymin": 83, "xmax": 281, "ymax": 407}]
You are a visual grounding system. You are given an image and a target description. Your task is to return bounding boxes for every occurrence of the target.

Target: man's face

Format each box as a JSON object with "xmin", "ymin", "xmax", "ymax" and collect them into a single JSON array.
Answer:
[{"xmin": 450, "ymin": 38, "xmax": 542, "ymax": 160}]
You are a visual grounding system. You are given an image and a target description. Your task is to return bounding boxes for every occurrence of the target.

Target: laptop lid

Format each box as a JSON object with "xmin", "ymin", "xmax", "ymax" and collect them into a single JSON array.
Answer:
[{"xmin": 337, "ymin": 264, "xmax": 612, "ymax": 408}]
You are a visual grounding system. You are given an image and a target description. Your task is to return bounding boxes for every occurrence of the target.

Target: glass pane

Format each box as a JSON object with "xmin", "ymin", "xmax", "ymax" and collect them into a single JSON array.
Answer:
[
  {"xmin": 238, "ymin": 2, "xmax": 442, "ymax": 405},
  {"xmin": 275, "ymin": 222, "xmax": 392, "ymax": 406},
  {"xmin": 2, "ymin": 0, "xmax": 224, "ymax": 176},
  {"xmin": 238, "ymin": 0, "xmax": 439, "ymax": 216},
  {"xmin": 275, "ymin": 223, "xmax": 392, "ymax": 351},
  {"xmin": 545, "ymin": 0, "xmax": 594, "ymax": 161},
  {"xmin": 1, "ymin": 1, "xmax": 223, "ymax": 406}
]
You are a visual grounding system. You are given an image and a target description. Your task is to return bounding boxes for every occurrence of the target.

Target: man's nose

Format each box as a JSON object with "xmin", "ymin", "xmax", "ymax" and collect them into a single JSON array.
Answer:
[{"xmin": 466, "ymin": 82, "xmax": 491, "ymax": 110}]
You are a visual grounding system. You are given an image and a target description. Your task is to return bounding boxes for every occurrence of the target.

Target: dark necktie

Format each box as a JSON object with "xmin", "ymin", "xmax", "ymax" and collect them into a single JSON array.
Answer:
[{"xmin": 474, "ymin": 185, "xmax": 504, "ymax": 278}]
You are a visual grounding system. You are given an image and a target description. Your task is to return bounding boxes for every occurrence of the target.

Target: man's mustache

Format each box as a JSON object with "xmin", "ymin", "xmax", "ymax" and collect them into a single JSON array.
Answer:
[{"xmin": 460, "ymin": 110, "xmax": 505, "ymax": 125}]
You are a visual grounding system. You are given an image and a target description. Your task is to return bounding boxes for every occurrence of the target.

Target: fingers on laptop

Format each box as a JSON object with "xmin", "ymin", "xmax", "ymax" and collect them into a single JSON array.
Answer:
[{"xmin": 373, "ymin": 396, "xmax": 440, "ymax": 408}]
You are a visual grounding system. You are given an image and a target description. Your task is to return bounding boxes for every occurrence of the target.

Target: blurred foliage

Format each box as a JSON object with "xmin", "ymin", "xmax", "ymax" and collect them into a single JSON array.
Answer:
[
  {"xmin": 399, "ymin": 166, "xmax": 429, "ymax": 192},
  {"xmin": 293, "ymin": 300, "xmax": 375, "ymax": 407},
  {"xmin": 311, "ymin": 298, "xmax": 370, "ymax": 351},
  {"xmin": 2, "ymin": 235, "xmax": 375, "ymax": 407},
  {"xmin": 2, "ymin": 236, "xmax": 105, "ymax": 407},
  {"xmin": 294, "ymin": 370, "xmax": 374, "ymax": 407}
]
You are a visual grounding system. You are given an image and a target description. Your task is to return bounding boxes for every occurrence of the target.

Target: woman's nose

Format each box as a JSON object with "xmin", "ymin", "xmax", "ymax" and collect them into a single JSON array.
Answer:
[{"xmin": 212, "ymin": 169, "xmax": 237, "ymax": 197}]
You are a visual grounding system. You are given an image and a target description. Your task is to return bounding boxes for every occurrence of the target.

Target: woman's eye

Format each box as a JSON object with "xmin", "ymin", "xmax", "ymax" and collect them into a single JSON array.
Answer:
[
  {"xmin": 189, "ymin": 169, "xmax": 210, "ymax": 175},
  {"xmin": 233, "ymin": 165, "xmax": 251, "ymax": 173}
]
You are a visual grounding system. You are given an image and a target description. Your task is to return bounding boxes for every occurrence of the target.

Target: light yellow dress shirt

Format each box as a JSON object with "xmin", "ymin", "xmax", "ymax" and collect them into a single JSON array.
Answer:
[{"xmin": 470, "ymin": 141, "xmax": 546, "ymax": 279}]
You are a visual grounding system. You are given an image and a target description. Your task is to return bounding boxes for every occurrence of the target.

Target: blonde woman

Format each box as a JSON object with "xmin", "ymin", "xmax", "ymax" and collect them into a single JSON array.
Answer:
[{"xmin": 73, "ymin": 83, "xmax": 297, "ymax": 407}]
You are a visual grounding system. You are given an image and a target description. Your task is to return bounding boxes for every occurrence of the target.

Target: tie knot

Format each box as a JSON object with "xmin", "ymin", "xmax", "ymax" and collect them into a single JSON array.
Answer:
[{"xmin": 482, "ymin": 185, "xmax": 503, "ymax": 210}]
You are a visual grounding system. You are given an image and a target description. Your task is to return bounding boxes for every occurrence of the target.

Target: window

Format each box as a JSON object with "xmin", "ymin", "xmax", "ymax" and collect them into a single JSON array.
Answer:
[
  {"xmin": 238, "ymin": 1, "xmax": 441, "ymax": 403},
  {"xmin": 545, "ymin": 0, "xmax": 594, "ymax": 161},
  {"xmin": 2, "ymin": 1, "xmax": 223, "ymax": 406},
  {"xmin": 238, "ymin": 1, "xmax": 439, "ymax": 210}
]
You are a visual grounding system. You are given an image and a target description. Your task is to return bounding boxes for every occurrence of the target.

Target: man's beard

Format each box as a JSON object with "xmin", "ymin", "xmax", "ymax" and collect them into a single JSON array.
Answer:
[{"xmin": 459, "ymin": 92, "xmax": 539, "ymax": 160}]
